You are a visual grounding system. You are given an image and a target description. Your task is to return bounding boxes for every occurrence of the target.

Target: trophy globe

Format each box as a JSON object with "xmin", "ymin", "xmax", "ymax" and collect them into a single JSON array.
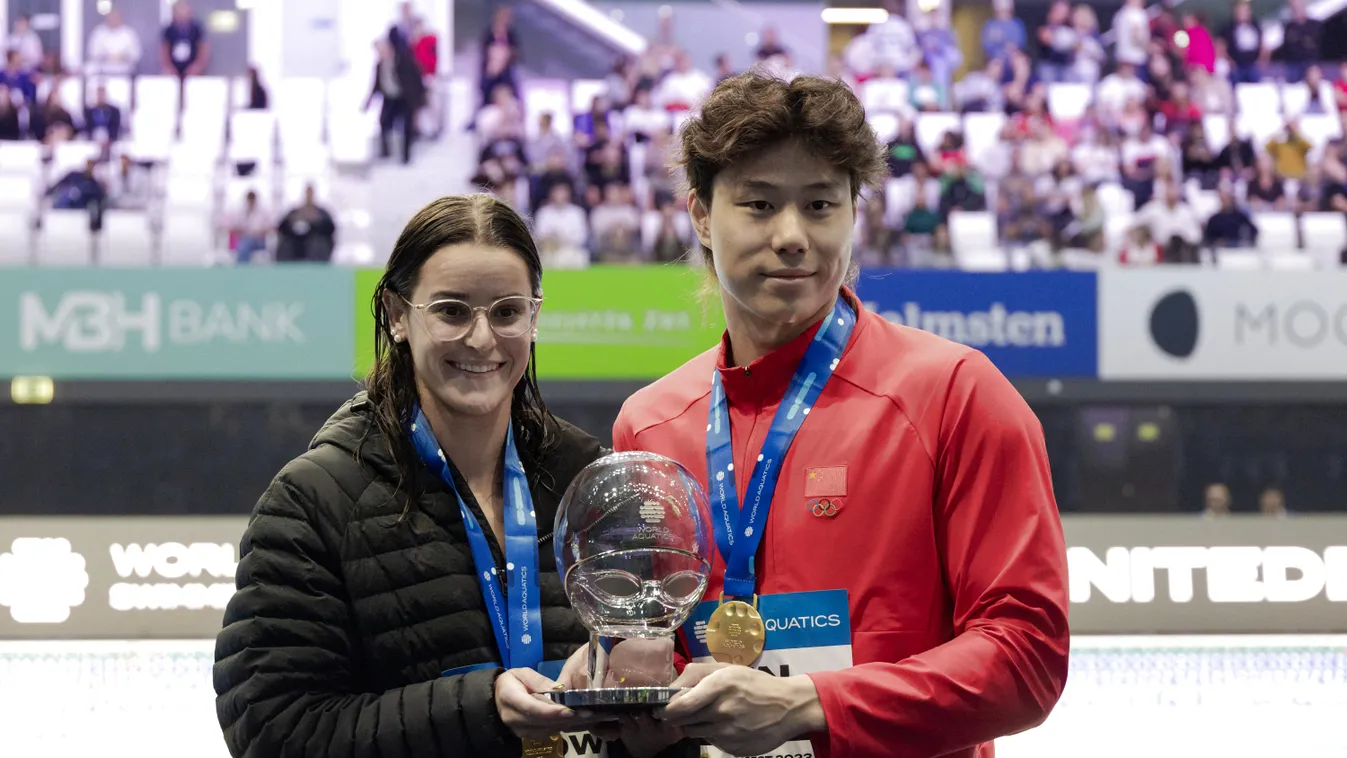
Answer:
[{"xmin": 550, "ymin": 451, "xmax": 712, "ymax": 710}]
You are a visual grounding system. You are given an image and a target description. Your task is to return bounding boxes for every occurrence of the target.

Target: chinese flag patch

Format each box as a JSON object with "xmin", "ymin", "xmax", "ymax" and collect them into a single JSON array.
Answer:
[{"xmin": 805, "ymin": 466, "xmax": 847, "ymax": 497}]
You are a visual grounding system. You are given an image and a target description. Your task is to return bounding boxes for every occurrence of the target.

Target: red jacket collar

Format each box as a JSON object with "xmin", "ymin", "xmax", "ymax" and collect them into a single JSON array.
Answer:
[{"xmin": 716, "ymin": 288, "xmax": 860, "ymax": 410}]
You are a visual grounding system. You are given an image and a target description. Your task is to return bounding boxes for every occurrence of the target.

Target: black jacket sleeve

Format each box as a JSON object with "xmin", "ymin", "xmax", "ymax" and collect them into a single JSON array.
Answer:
[{"xmin": 213, "ymin": 457, "xmax": 521, "ymax": 758}]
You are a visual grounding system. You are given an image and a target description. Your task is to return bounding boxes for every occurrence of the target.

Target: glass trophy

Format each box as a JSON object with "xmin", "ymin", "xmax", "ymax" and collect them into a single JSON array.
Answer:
[{"xmin": 549, "ymin": 451, "xmax": 712, "ymax": 711}]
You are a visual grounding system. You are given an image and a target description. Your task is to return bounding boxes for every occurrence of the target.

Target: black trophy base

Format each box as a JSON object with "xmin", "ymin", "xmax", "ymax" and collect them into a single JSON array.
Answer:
[{"xmin": 547, "ymin": 687, "xmax": 684, "ymax": 712}]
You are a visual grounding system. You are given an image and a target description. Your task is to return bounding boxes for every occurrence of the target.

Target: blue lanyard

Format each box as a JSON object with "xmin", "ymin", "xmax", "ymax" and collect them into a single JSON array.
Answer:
[
  {"xmin": 705, "ymin": 298, "xmax": 856, "ymax": 599},
  {"xmin": 408, "ymin": 407, "xmax": 544, "ymax": 672}
]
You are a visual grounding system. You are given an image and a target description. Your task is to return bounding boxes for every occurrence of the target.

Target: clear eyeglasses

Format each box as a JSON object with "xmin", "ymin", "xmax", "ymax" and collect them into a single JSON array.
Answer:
[{"xmin": 403, "ymin": 295, "xmax": 542, "ymax": 342}]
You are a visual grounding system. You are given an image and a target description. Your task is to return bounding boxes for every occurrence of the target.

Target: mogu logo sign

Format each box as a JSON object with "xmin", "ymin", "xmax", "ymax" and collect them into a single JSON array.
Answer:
[{"xmin": 19, "ymin": 291, "xmax": 307, "ymax": 353}]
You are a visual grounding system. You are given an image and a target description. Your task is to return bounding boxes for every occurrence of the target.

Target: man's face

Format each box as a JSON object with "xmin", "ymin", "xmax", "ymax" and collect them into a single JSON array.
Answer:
[
  {"xmin": 1204, "ymin": 485, "xmax": 1230, "ymax": 514},
  {"xmin": 689, "ymin": 140, "xmax": 856, "ymax": 335}
]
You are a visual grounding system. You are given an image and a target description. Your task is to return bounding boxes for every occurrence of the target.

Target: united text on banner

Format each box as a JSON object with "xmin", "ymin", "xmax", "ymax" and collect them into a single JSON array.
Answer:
[{"xmin": 855, "ymin": 270, "xmax": 1099, "ymax": 378}]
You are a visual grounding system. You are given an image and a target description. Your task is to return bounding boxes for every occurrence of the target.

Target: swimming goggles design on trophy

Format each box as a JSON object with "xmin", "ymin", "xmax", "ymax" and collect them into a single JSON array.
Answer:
[{"xmin": 550, "ymin": 451, "xmax": 713, "ymax": 711}]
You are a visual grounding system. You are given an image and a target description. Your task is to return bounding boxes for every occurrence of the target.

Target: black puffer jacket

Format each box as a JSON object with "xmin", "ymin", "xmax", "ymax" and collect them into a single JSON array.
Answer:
[{"xmin": 214, "ymin": 393, "xmax": 603, "ymax": 758}]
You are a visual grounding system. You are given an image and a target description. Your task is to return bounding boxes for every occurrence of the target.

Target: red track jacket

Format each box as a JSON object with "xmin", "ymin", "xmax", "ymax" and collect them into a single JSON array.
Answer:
[{"xmin": 613, "ymin": 290, "xmax": 1070, "ymax": 758}]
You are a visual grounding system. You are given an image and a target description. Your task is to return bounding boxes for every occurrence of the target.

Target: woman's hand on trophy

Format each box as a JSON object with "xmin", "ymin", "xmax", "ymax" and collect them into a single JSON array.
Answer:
[
  {"xmin": 658, "ymin": 667, "xmax": 826, "ymax": 756},
  {"xmin": 494, "ymin": 667, "xmax": 601, "ymax": 739},
  {"xmin": 557, "ymin": 644, "xmax": 599, "ymax": 689}
]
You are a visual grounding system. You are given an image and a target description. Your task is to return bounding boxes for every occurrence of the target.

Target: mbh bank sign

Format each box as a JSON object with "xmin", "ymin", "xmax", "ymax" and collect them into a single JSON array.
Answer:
[
  {"xmin": 0, "ymin": 267, "xmax": 353, "ymax": 379},
  {"xmin": 1065, "ymin": 516, "xmax": 1347, "ymax": 634}
]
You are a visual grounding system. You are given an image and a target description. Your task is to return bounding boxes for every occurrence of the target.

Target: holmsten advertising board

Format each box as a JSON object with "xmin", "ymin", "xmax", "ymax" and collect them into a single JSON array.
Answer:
[{"xmin": 2, "ymin": 515, "xmax": 1343, "ymax": 639}]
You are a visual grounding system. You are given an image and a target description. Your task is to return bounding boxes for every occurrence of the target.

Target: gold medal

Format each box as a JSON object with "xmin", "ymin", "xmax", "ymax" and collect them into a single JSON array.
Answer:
[
  {"xmin": 704, "ymin": 594, "xmax": 765, "ymax": 666},
  {"xmin": 521, "ymin": 734, "xmax": 564, "ymax": 758}
]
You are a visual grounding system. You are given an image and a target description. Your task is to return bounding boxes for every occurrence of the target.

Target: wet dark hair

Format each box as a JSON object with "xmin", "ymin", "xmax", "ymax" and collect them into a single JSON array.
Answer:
[
  {"xmin": 363, "ymin": 194, "xmax": 556, "ymax": 511},
  {"xmin": 674, "ymin": 71, "xmax": 887, "ymax": 267}
]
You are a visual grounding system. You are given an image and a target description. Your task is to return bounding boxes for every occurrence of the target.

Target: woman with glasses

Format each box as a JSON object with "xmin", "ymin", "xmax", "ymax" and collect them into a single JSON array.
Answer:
[{"xmin": 214, "ymin": 194, "xmax": 621, "ymax": 758}]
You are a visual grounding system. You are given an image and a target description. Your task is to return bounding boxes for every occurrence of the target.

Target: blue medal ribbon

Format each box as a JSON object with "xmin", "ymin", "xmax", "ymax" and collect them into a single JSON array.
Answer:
[
  {"xmin": 705, "ymin": 297, "xmax": 856, "ymax": 599},
  {"xmin": 408, "ymin": 407, "xmax": 545, "ymax": 672}
]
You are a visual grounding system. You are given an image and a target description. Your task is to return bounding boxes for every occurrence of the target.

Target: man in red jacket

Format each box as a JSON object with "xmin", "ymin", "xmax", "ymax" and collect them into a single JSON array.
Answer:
[{"xmin": 605, "ymin": 72, "xmax": 1070, "ymax": 758}]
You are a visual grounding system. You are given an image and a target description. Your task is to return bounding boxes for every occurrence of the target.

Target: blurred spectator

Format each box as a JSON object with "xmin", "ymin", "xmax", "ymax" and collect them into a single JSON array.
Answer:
[
  {"xmin": 917, "ymin": 10, "xmax": 962, "ymax": 89},
  {"xmin": 937, "ymin": 161, "xmax": 986, "ymax": 218},
  {"xmin": 1246, "ymin": 156, "xmax": 1287, "ymax": 211},
  {"xmin": 244, "ymin": 65, "xmax": 269, "ymax": 110},
  {"xmin": 225, "ymin": 190, "xmax": 273, "ymax": 264},
  {"xmin": 908, "ymin": 62, "xmax": 947, "ymax": 112},
  {"xmin": 84, "ymin": 84, "xmax": 122, "ymax": 145},
  {"xmin": 755, "ymin": 25, "xmax": 789, "ymax": 64},
  {"xmin": 1260, "ymin": 488, "xmax": 1288, "ymax": 518},
  {"xmin": 1158, "ymin": 82, "xmax": 1202, "ymax": 137},
  {"xmin": 410, "ymin": 17, "xmax": 440, "ymax": 137},
  {"xmin": 162, "ymin": 2, "xmax": 209, "ymax": 78},
  {"xmin": 1217, "ymin": 119, "xmax": 1257, "ymax": 181},
  {"xmin": 87, "ymin": 8, "xmax": 141, "ymax": 77},
  {"xmin": 998, "ymin": 178, "xmax": 1048, "ymax": 248},
  {"xmin": 1276, "ymin": 0, "xmax": 1321, "ymax": 83},
  {"xmin": 529, "ymin": 149, "xmax": 577, "ymax": 215},
  {"xmin": 1037, "ymin": 158, "xmax": 1083, "ymax": 244},
  {"xmin": 573, "ymin": 95, "xmax": 612, "ymax": 150},
  {"xmin": 607, "ymin": 57, "xmax": 634, "ymax": 107},
  {"xmin": 479, "ymin": 41, "xmax": 520, "ymax": 113},
  {"xmin": 714, "ymin": 54, "xmax": 736, "ymax": 84},
  {"xmin": 856, "ymin": 194, "xmax": 898, "ymax": 266},
  {"xmin": 1070, "ymin": 6, "xmax": 1106, "ymax": 85},
  {"xmin": 48, "ymin": 159, "xmax": 105, "ymax": 214},
  {"xmin": 276, "ymin": 185, "xmax": 336, "ymax": 263},
  {"xmin": 1221, "ymin": 2, "xmax": 1265, "ymax": 85},
  {"xmin": 1001, "ymin": 48, "xmax": 1035, "ymax": 113},
  {"xmin": 6, "ymin": 14, "xmax": 42, "ymax": 72},
  {"xmin": 1298, "ymin": 65, "xmax": 1330, "ymax": 116},
  {"xmin": 1266, "ymin": 121, "xmax": 1311, "ymax": 180},
  {"xmin": 32, "ymin": 79, "xmax": 77, "ymax": 144},
  {"xmin": 1188, "ymin": 65, "xmax": 1233, "ymax": 116},
  {"xmin": 480, "ymin": 7, "xmax": 518, "ymax": 75},
  {"xmin": 885, "ymin": 118, "xmax": 925, "ymax": 178},
  {"xmin": 1180, "ymin": 121, "xmax": 1219, "ymax": 189},
  {"xmin": 0, "ymin": 84, "xmax": 21, "ymax": 139},
  {"xmin": 584, "ymin": 135, "xmax": 629, "ymax": 196},
  {"xmin": 656, "ymin": 51, "xmax": 712, "ymax": 112},
  {"xmin": 900, "ymin": 193, "xmax": 945, "ymax": 266},
  {"xmin": 1060, "ymin": 183, "xmax": 1106, "ymax": 252},
  {"xmin": 591, "ymin": 183, "xmax": 642, "ymax": 263},
  {"xmin": 1298, "ymin": 164, "xmax": 1328, "ymax": 212},
  {"xmin": 641, "ymin": 127, "xmax": 676, "ymax": 200},
  {"xmin": 366, "ymin": 34, "xmax": 426, "ymax": 165},
  {"xmin": 1180, "ymin": 13, "xmax": 1216, "ymax": 75},
  {"xmin": 1, "ymin": 50, "xmax": 36, "ymax": 104},
  {"xmin": 1146, "ymin": 53, "xmax": 1177, "ymax": 108},
  {"xmin": 1018, "ymin": 117, "xmax": 1068, "ymax": 178},
  {"xmin": 528, "ymin": 113, "xmax": 569, "ymax": 174},
  {"xmin": 1112, "ymin": 0, "xmax": 1150, "ymax": 69},
  {"xmin": 1121, "ymin": 122, "xmax": 1171, "ymax": 207},
  {"xmin": 107, "ymin": 154, "xmax": 151, "ymax": 209},
  {"xmin": 981, "ymin": 0, "xmax": 1026, "ymax": 64},
  {"xmin": 845, "ymin": 1, "xmax": 921, "ymax": 79},
  {"xmin": 1036, "ymin": 1, "xmax": 1076, "ymax": 84},
  {"xmin": 477, "ymin": 84, "xmax": 525, "ymax": 148},
  {"xmin": 646, "ymin": 14, "xmax": 681, "ymax": 75},
  {"xmin": 647, "ymin": 194, "xmax": 694, "ymax": 263},
  {"xmin": 955, "ymin": 58, "xmax": 1004, "ymax": 113},
  {"xmin": 1096, "ymin": 62, "xmax": 1146, "ymax": 126},
  {"xmin": 1202, "ymin": 483, "xmax": 1232, "ymax": 517},
  {"xmin": 1072, "ymin": 125, "xmax": 1121, "ymax": 184},
  {"xmin": 1203, "ymin": 187, "xmax": 1258, "ymax": 248},
  {"xmin": 534, "ymin": 182, "xmax": 589, "ymax": 269},
  {"xmin": 623, "ymin": 87, "xmax": 671, "ymax": 143},
  {"xmin": 1134, "ymin": 180, "xmax": 1202, "ymax": 263},
  {"xmin": 395, "ymin": 1, "xmax": 418, "ymax": 44}
]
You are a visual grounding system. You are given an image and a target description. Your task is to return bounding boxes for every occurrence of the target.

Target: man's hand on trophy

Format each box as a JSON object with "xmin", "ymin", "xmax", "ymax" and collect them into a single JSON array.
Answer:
[
  {"xmin": 658, "ymin": 666, "xmax": 826, "ymax": 756},
  {"xmin": 494, "ymin": 667, "xmax": 606, "ymax": 739},
  {"xmin": 556, "ymin": 639, "xmax": 679, "ymax": 689}
]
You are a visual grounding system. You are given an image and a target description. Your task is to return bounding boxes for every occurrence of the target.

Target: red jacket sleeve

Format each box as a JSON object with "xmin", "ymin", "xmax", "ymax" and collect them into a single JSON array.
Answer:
[
  {"xmin": 806, "ymin": 352, "xmax": 1070, "ymax": 758},
  {"xmin": 612, "ymin": 408, "xmax": 638, "ymax": 453}
]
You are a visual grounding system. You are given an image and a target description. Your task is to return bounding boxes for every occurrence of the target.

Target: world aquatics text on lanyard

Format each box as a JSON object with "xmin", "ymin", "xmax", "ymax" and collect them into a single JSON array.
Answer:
[
  {"xmin": 408, "ymin": 407, "xmax": 545, "ymax": 672},
  {"xmin": 703, "ymin": 297, "xmax": 856, "ymax": 666}
]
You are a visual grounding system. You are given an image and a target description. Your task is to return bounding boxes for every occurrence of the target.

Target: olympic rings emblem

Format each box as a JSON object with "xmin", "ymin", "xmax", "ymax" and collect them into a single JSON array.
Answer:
[{"xmin": 809, "ymin": 498, "xmax": 840, "ymax": 517}]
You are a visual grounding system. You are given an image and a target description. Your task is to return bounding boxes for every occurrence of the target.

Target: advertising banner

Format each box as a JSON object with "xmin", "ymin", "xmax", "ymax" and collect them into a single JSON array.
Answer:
[
  {"xmin": 1098, "ymin": 270, "xmax": 1347, "ymax": 380},
  {"xmin": 1065, "ymin": 516, "xmax": 1347, "ymax": 634},
  {"xmin": 855, "ymin": 270, "xmax": 1099, "ymax": 378},
  {"xmin": 4, "ymin": 515, "xmax": 1344, "ymax": 639},
  {"xmin": 353, "ymin": 265, "xmax": 726, "ymax": 380},
  {"xmin": 0, "ymin": 267, "xmax": 355, "ymax": 380}
]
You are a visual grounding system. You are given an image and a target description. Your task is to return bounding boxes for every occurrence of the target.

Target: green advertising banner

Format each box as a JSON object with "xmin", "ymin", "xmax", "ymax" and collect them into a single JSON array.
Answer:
[
  {"xmin": 352, "ymin": 265, "xmax": 725, "ymax": 380},
  {"xmin": 0, "ymin": 266, "xmax": 355, "ymax": 380}
]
